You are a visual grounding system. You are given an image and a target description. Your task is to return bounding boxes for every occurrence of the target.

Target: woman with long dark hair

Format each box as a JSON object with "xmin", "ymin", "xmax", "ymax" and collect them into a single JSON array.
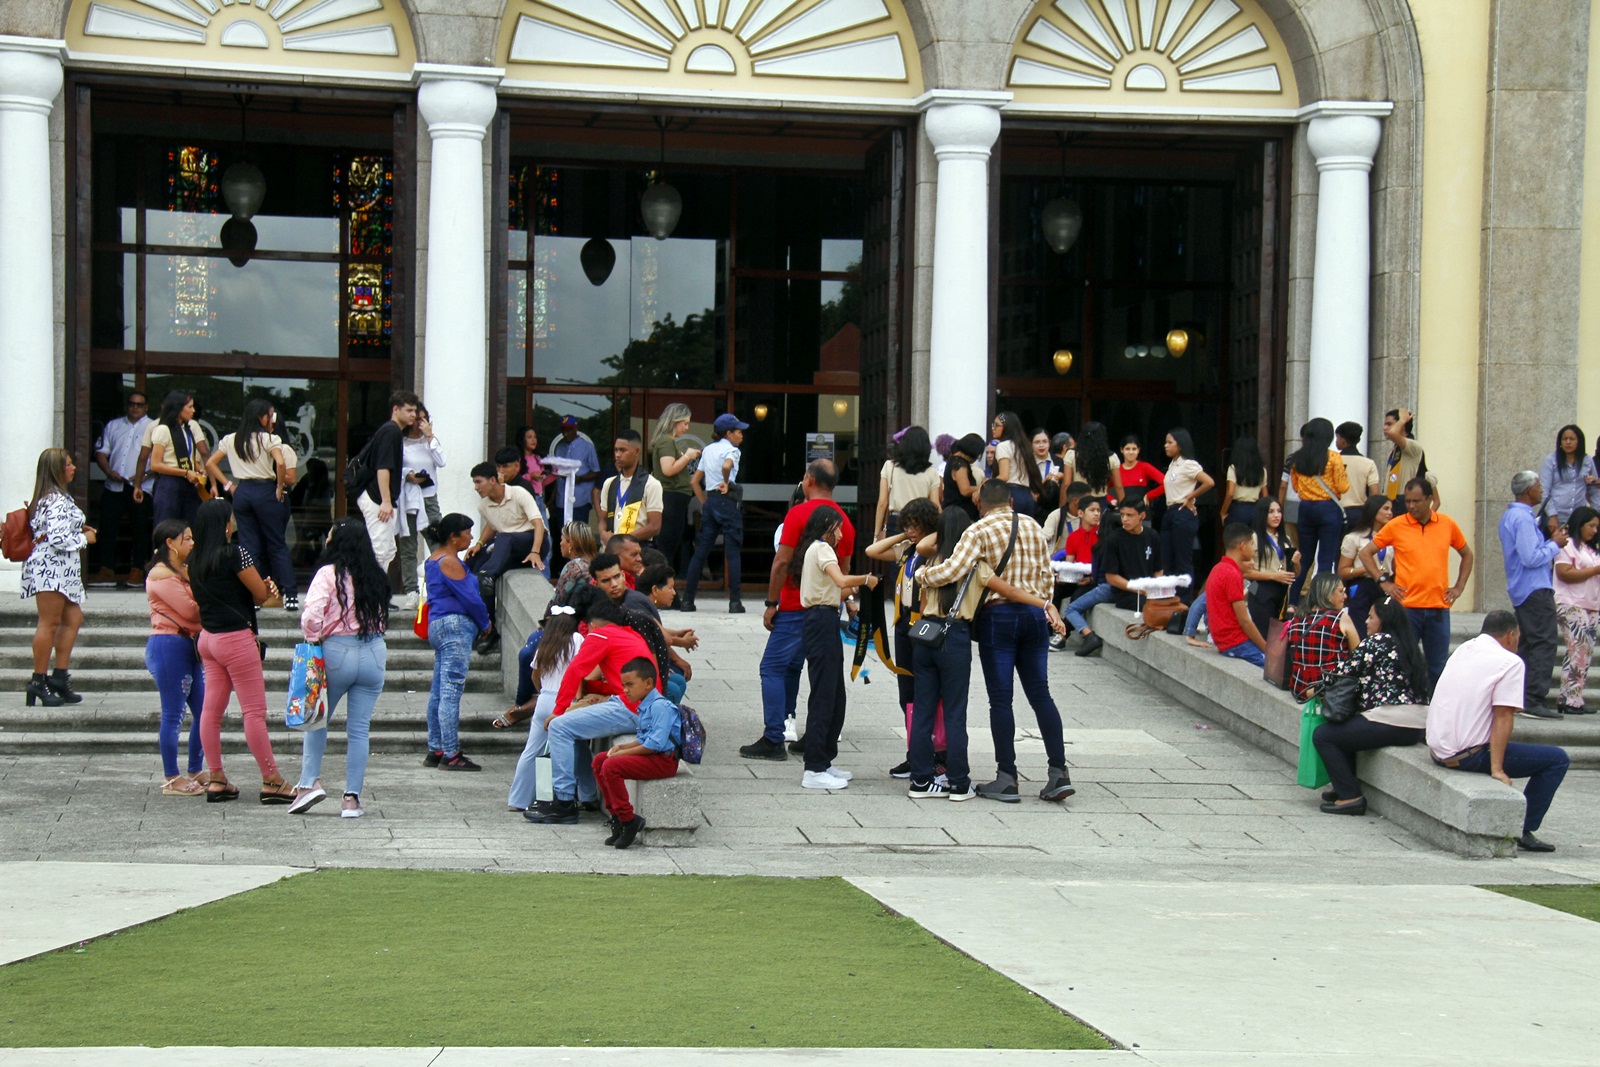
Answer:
[
  {"xmin": 189, "ymin": 497, "xmax": 290, "ymax": 803},
  {"xmin": 1540, "ymin": 424, "xmax": 1600, "ymax": 524},
  {"xmin": 649, "ymin": 404, "xmax": 701, "ymax": 573},
  {"xmin": 1311, "ymin": 596, "xmax": 1431, "ymax": 815},
  {"xmin": 1064, "ymin": 421, "xmax": 1122, "ymax": 508},
  {"xmin": 1246, "ymin": 498, "xmax": 1299, "ymax": 637},
  {"xmin": 206, "ymin": 397, "xmax": 298, "ymax": 610},
  {"xmin": 422, "ymin": 513, "xmax": 490, "ymax": 772},
  {"xmin": 517, "ymin": 425, "xmax": 550, "ymax": 495},
  {"xmin": 791, "ymin": 506, "xmax": 879, "ymax": 789},
  {"xmin": 1338, "ymin": 494, "xmax": 1394, "ymax": 638},
  {"xmin": 289, "ymin": 517, "xmax": 391, "ymax": 818},
  {"xmin": 874, "ymin": 424, "xmax": 941, "ymax": 540},
  {"xmin": 1554, "ymin": 504, "xmax": 1600, "ymax": 714},
  {"xmin": 990, "ymin": 411, "xmax": 1044, "ymax": 519},
  {"xmin": 1286, "ymin": 417, "xmax": 1349, "ymax": 605},
  {"xmin": 866, "ymin": 496, "xmax": 943, "ymax": 779},
  {"xmin": 144, "ymin": 518, "xmax": 205, "ymax": 795},
  {"xmin": 942, "ymin": 433, "xmax": 984, "ymax": 521},
  {"xmin": 147, "ymin": 391, "xmax": 210, "ymax": 527},
  {"xmin": 1221, "ymin": 436, "xmax": 1266, "ymax": 529},
  {"xmin": 906, "ymin": 506, "xmax": 978, "ymax": 799},
  {"xmin": 22, "ymin": 448, "xmax": 94, "ymax": 707},
  {"xmin": 1160, "ymin": 428, "xmax": 1214, "ymax": 596}
]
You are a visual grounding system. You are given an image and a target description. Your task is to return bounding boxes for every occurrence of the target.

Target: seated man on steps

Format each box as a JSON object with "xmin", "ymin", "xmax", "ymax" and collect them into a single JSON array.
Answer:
[
  {"xmin": 1068, "ymin": 496, "xmax": 1163, "ymax": 657},
  {"xmin": 1425, "ymin": 609, "xmax": 1571, "ymax": 853},
  {"xmin": 466, "ymin": 460, "xmax": 546, "ymax": 653}
]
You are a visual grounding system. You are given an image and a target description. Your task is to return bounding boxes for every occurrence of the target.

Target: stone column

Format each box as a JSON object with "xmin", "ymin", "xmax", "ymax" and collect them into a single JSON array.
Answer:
[
  {"xmin": 921, "ymin": 92, "xmax": 1006, "ymax": 441},
  {"xmin": 416, "ymin": 66, "xmax": 499, "ymax": 523},
  {"xmin": 1304, "ymin": 104, "xmax": 1388, "ymax": 432},
  {"xmin": 0, "ymin": 39, "xmax": 64, "ymax": 587}
]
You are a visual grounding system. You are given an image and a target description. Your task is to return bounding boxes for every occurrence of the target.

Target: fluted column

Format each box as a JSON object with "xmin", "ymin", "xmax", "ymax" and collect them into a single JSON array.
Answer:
[
  {"xmin": 921, "ymin": 92, "xmax": 1006, "ymax": 442},
  {"xmin": 416, "ymin": 66, "xmax": 500, "ymax": 523},
  {"xmin": 1304, "ymin": 104, "xmax": 1388, "ymax": 430},
  {"xmin": 0, "ymin": 38, "xmax": 65, "ymax": 586}
]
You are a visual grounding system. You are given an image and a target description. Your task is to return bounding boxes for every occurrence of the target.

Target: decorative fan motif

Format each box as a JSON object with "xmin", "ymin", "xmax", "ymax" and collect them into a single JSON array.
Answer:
[
  {"xmin": 1008, "ymin": 0, "xmax": 1294, "ymax": 101},
  {"xmin": 68, "ymin": 0, "xmax": 415, "ymax": 66},
  {"xmin": 504, "ymin": 0, "xmax": 918, "ymax": 91}
]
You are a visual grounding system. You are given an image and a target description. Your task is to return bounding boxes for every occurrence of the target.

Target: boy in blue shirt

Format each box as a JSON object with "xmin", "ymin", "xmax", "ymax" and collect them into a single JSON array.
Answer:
[{"xmin": 591, "ymin": 657, "xmax": 682, "ymax": 849}]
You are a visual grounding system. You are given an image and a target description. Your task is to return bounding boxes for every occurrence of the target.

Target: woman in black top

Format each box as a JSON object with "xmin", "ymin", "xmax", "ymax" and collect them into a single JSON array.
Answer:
[
  {"xmin": 189, "ymin": 498, "xmax": 291, "ymax": 804},
  {"xmin": 942, "ymin": 433, "xmax": 985, "ymax": 521}
]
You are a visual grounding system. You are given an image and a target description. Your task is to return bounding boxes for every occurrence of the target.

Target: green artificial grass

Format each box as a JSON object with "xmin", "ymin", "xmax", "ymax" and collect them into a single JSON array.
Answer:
[
  {"xmin": 1485, "ymin": 884, "xmax": 1600, "ymax": 924},
  {"xmin": 0, "ymin": 870, "xmax": 1107, "ymax": 1049}
]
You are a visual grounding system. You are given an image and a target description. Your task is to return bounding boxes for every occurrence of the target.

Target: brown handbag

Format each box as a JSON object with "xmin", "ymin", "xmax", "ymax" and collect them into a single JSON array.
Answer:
[{"xmin": 1126, "ymin": 595, "xmax": 1186, "ymax": 640}]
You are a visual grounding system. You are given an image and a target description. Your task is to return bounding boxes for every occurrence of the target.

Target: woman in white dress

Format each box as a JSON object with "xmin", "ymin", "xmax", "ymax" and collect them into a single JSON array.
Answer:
[{"xmin": 22, "ymin": 448, "xmax": 95, "ymax": 707}]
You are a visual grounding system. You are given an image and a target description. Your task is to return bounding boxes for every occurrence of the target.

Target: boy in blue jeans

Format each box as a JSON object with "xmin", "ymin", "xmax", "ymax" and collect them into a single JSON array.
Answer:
[{"xmin": 591, "ymin": 657, "xmax": 681, "ymax": 849}]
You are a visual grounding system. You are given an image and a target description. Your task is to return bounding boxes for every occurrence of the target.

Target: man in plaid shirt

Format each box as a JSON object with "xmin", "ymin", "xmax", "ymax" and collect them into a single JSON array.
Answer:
[{"xmin": 918, "ymin": 479, "xmax": 1076, "ymax": 803}]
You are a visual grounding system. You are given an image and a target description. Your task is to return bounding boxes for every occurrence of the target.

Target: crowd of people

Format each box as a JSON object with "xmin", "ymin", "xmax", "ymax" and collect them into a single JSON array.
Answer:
[{"xmin": 18, "ymin": 391, "xmax": 1596, "ymax": 850}]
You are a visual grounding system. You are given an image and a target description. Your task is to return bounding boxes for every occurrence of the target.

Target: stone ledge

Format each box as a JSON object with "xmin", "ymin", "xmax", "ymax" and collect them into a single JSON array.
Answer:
[
  {"xmin": 498, "ymin": 568, "xmax": 553, "ymax": 700},
  {"xmin": 1090, "ymin": 606, "xmax": 1525, "ymax": 858}
]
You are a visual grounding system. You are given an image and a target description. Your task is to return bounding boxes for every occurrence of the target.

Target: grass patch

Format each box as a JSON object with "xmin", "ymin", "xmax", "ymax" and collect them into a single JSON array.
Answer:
[
  {"xmin": 1485, "ymin": 884, "xmax": 1600, "ymax": 923},
  {"xmin": 0, "ymin": 870, "xmax": 1106, "ymax": 1049}
]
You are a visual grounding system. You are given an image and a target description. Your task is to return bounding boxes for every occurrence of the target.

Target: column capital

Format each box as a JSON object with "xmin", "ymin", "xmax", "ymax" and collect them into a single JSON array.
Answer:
[
  {"xmin": 918, "ymin": 91, "xmax": 1006, "ymax": 162},
  {"xmin": 1302, "ymin": 101, "xmax": 1389, "ymax": 174},
  {"xmin": 0, "ymin": 37, "xmax": 64, "ymax": 117},
  {"xmin": 415, "ymin": 65, "xmax": 502, "ymax": 141}
]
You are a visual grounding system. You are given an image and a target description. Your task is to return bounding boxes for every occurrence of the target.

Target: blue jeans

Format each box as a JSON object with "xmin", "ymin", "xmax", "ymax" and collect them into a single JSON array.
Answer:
[
  {"xmin": 515, "ymin": 629, "xmax": 542, "ymax": 707},
  {"xmin": 758, "ymin": 610, "xmax": 805, "ymax": 742},
  {"xmin": 976, "ymin": 602, "xmax": 1066, "ymax": 778},
  {"xmin": 683, "ymin": 494, "xmax": 742, "ymax": 601},
  {"xmin": 911, "ymin": 620, "xmax": 971, "ymax": 788},
  {"xmin": 297, "ymin": 634, "xmax": 386, "ymax": 796},
  {"xmin": 232, "ymin": 480, "xmax": 297, "ymax": 597},
  {"xmin": 1064, "ymin": 582, "xmax": 1116, "ymax": 633},
  {"xmin": 665, "ymin": 670, "xmax": 687, "ymax": 705},
  {"xmin": 1289, "ymin": 499, "xmax": 1343, "ymax": 604},
  {"xmin": 468, "ymin": 531, "xmax": 535, "ymax": 582},
  {"xmin": 507, "ymin": 695, "xmax": 599, "ymax": 809},
  {"xmin": 426, "ymin": 612, "xmax": 477, "ymax": 756},
  {"xmin": 1450, "ymin": 743, "xmax": 1570, "ymax": 834},
  {"xmin": 146, "ymin": 634, "xmax": 204, "ymax": 778},
  {"xmin": 1220, "ymin": 639, "xmax": 1266, "ymax": 667},
  {"xmin": 547, "ymin": 698, "xmax": 640, "ymax": 801},
  {"xmin": 1406, "ymin": 607, "xmax": 1451, "ymax": 693},
  {"xmin": 1185, "ymin": 590, "xmax": 1208, "ymax": 637},
  {"xmin": 1161, "ymin": 506, "xmax": 1199, "ymax": 601}
]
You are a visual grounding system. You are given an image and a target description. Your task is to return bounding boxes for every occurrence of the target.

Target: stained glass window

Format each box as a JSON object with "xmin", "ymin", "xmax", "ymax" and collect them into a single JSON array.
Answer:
[
  {"xmin": 334, "ymin": 154, "xmax": 394, "ymax": 350},
  {"xmin": 166, "ymin": 145, "xmax": 219, "ymax": 339}
]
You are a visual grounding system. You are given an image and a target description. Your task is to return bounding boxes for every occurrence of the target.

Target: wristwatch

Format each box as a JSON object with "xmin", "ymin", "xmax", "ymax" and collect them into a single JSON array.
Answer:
[{"xmin": 764, "ymin": 599, "xmax": 779, "ymax": 608}]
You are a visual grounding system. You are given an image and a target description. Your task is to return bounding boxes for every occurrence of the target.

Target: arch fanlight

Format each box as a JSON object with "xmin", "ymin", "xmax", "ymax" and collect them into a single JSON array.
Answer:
[
  {"xmin": 501, "ymin": 0, "xmax": 923, "ymax": 98},
  {"xmin": 1007, "ymin": 0, "xmax": 1298, "ymax": 111}
]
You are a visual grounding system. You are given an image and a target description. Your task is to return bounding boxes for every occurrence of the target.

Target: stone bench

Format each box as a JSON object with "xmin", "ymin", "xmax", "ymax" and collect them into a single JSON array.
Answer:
[
  {"xmin": 1091, "ymin": 605, "xmax": 1526, "ymax": 858},
  {"xmin": 588, "ymin": 733, "xmax": 701, "ymax": 845}
]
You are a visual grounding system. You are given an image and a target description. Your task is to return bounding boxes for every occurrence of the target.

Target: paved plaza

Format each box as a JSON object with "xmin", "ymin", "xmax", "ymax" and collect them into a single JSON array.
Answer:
[{"xmin": 4, "ymin": 598, "xmax": 1600, "ymax": 1064}]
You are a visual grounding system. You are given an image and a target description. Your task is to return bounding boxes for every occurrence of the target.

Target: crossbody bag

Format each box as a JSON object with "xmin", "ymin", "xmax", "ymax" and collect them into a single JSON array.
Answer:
[{"xmin": 909, "ymin": 513, "xmax": 1019, "ymax": 650}]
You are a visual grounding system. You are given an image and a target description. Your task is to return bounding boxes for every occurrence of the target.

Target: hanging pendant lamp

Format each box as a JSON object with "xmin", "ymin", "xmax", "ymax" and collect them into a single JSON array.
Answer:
[
  {"xmin": 640, "ymin": 116, "xmax": 682, "ymax": 241},
  {"xmin": 1040, "ymin": 133, "xmax": 1082, "ymax": 256},
  {"xmin": 220, "ymin": 93, "xmax": 263, "ymax": 267}
]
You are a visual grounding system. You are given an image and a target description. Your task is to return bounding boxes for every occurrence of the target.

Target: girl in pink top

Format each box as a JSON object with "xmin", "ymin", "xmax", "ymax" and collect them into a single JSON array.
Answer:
[
  {"xmin": 144, "ymin": 518, "xmax": 206, "ymax": 796},
  {"xmin": 1553, "ymin": 505, "xmax": 1600, "ymax": 713}
]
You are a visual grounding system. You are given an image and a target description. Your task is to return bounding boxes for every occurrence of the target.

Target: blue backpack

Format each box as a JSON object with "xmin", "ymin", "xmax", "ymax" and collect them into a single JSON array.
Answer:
[{"xmin": 676, "ymin": 702, "xmax": 705, "ymax": 765}]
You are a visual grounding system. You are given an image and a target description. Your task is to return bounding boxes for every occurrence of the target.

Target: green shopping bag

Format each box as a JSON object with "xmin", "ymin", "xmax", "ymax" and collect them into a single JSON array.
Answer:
[{"xmin": 1296, "ymin": 698, "xmax": 1330, "ymax": 789}]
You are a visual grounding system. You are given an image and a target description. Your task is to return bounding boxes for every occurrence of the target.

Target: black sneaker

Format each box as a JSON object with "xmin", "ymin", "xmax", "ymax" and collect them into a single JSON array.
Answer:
[
  {"xmin": 579, "ymin": 800, "xmax": 603, "ymax": 812},
  {"xmin": 603, "ymin": 817, "xmax": 623, "ymax": 846},
  {"xmin": 947, "ymin": 781, "xmax": 977, "ymax": 802},
  {"xmin": 524, "ymin": 799, "xmax": 579, "ymax": 825},
  {"xmin": 1074, "ymin": 632, "xmax": 1104, "ymax": 657},
  {"xmin": 728, "ymin": 601, "xmax": 746, "ymax": 614},
  {"xmin": 738, "ymin": 737, "xmax": 789, "ymax": 761},
  {"xmin": 474, "ymin": 631, "xmax": 501, "ymax": 656},
  {"xmin": 1520, "ymin": 702, "xmax": 1562, "ymax": 720},
  {"xmin": 678, "ymin": 600, "xmax": 697, "ymax": 613},
  {"xmin": 889, "ymin": 760, "xmax": 913, "ymax": 779},
  {"xmin": 423, "ymin": 750, "xmax": 443, "ymax": 767},
  {"xmin": 787, "ymin": 738, "xmax": 806, "ymax": 754},
  {"xmin": 438, "ymin": 753, "xmax": 481, "ymax": 771},
  {"xmin": 614, "ymin": 814, "xmax": 646, "ymax": 849},
  {"xmin": 908, "ymin": 778, "xmax": 950, "ymax": 799}
]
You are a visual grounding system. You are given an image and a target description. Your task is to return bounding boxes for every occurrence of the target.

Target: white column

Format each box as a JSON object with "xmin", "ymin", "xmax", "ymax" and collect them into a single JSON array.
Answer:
[
  {"xmin": 921, "ymin": 92, "xmax": 1006, "ymax": 441},
  {"xmin": 1304, "ymin": 104, "xmax": 1388, "ymax": 431},
  {"xmin": 416, "ymin": 66, "xmax": 500, "ymax": 523},
  {"xmin": 0, "ymin": 38, "xmax": 64, "ymax": 590}
]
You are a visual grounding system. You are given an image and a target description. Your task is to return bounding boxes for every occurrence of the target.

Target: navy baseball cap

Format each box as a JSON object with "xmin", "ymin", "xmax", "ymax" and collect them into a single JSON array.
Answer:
[{"xmin": 714, "ymin": 413, "xmax": 749, "ymax": 434}]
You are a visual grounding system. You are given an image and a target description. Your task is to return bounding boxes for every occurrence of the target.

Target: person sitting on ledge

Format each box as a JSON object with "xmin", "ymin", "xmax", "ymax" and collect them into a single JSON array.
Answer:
[
  {"xmin": 1424, "ymin": 610, "xmax": 1571, "ymax": 852},
  {"xmin": 591, "ymin": 656, "xmax": 681, "ymax": 850}
]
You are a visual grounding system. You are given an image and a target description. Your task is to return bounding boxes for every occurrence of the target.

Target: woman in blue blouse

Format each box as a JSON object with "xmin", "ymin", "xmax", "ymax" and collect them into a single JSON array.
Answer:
[
  {"xmin": 423, "ymin": 513, "xmax": 491, "ymax": 772},
  {"xmin": 1540, "ymin": 425, "xmax": 1600, "ymax": 524}
]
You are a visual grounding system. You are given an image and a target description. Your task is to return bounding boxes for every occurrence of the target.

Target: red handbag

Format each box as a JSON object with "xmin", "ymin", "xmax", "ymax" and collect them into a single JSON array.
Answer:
[
  {"xmin": 413, "ymin": 598, "xmax": 430, "ymax": 641},
  {"xmin": 904, "ymin": 702, "xmax": 947, "ymax": 751}
]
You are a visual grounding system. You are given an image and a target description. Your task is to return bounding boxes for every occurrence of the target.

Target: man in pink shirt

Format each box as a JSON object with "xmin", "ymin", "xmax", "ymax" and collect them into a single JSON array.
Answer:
[{"xmin": 1425, "ymin": 610, "xmax": 1570, "ymax": 852}]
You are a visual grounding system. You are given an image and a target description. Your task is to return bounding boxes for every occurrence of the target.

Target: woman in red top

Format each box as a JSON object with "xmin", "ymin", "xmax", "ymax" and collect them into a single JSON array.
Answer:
[
  {"xmin": 550, "ymin": 590, "xmax": 663, "ymax": 718},
  {"xmin": 1117, "ymin": 436, "xmax": 1166, "ymax": 506}
]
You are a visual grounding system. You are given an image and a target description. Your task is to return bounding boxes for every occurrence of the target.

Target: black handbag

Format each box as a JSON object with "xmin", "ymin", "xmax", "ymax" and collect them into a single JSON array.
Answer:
[
  {"xmin": 909, "ymin": 564, "xmax": 978, "ymax": 650},
  {"xmin": 1319, "ymin": 672, "xmax": 1362, "ymax": 724}
]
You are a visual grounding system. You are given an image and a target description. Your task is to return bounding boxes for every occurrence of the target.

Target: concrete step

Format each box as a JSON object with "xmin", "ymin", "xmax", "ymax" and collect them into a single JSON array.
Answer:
[
  {"xmin": 0, "ymin": 704, "xmax": 507, "ymax": 733},
  {"xmin": 0, "ymin": 728, "xmax": 528, "ymax": 756},
  {"xmin": 0, "ymin": 645, "xmax": 481, "ymax": 672},
  {"xmin": 0, "ymin": 666, "xmax": 501, "ymax": 693}
]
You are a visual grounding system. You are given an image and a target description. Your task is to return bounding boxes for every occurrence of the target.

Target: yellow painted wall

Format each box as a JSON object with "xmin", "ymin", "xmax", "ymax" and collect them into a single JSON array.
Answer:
[
  {"xmin": 1409, "ymin": 0, "xmax": 1491, "ymax": 608},
  {"xmin": 1576, "ymin": 6, "xmax": 1600, "ymax": 435}
]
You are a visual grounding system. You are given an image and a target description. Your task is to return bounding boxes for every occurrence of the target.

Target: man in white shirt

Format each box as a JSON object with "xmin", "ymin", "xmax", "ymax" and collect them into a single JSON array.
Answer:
[
  {"xmin": 91, "ymin": 391, "xmax": 155, "ymax": 586},
  {"xmin": 680, "ymin": 413, "xmax": 747, "ymax": 614},
  {"xmin": 597, "ymin": 429, "xmax": 664, "ymax": 544},
  {"xmin": 1425, "ymin": 610, "xmax": 1571, "ymax": 852}
]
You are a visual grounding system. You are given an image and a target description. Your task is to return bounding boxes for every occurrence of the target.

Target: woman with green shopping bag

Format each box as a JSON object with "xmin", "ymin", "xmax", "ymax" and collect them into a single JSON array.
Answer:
[{"xmin": 1304, "ymin": 596, "xmax": 1430, "ymax": 815}]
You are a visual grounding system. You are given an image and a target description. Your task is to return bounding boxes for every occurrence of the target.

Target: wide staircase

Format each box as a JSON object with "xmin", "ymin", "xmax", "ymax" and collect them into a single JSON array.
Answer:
[{"xmin": 0, "ymin": 591, "xmax": 514, "ymax": 756}]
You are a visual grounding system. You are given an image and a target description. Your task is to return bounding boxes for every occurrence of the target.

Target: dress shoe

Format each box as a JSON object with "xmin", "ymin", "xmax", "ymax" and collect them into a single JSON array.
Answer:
[
  {"xmin": 727, "ymin": 600, "xmax": 746, "ymax": 614},
  {"xmin": 1319, "ymin": 796, "xmax": 1367, "ymax": 815},
  {"xmin": 1074, "ymin": 632, "xmax": 1104, "ymax": 657},
  {"xmin": 1321, "ymin": 788, "xmax": 1338, "ymax": 803},
  {"xmin": 1559, "ymin": 702, "xmax": 1594, "ymax": 715},
  {"xmin": 1516, "ymin": 832, "xmax": 1555, "ymax": 852}
]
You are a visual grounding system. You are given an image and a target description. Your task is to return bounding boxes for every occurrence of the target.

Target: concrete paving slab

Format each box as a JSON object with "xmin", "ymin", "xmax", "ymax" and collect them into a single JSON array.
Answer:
[
  {"xmin": 0, "ymin": 861, "xmax": 303, "ymax": 964},
  {"xmin": 851, "ymin": 878, "xmax": 1600, "ymax": 1065},
  {"xmin": 0, "ymin": 1051, "xmax": 1135, "ymax": 1066}
]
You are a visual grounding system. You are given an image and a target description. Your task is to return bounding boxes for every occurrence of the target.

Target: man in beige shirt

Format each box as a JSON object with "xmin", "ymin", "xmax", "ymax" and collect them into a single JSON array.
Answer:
[
  {"xmin": 1336, "ymin": 421, "xmax": 1381, "ymax": 526},
  {"xmin": 597, "ymin": 429, "xmax": 664, "ymax": 543},
  {"xmin": 466, "ymin": 459, "xmax": 547, "ymax": 654}
]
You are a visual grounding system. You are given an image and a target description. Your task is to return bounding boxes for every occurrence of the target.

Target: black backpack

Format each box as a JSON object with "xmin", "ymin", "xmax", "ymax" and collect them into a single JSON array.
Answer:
[{"xmin": 343, "ymin": 436, "xmax": 375, "ymax": 496}]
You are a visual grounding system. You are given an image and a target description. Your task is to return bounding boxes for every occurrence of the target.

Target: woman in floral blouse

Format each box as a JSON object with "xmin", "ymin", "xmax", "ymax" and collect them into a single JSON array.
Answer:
[{"xmin": 1309, "ymin": 595, "xmax": 1430, "ymax": 816}]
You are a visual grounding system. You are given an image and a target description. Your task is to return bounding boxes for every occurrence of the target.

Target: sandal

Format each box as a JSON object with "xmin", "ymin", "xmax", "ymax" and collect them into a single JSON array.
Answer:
[
  {"xmin": 205, "ymin": 777, "xmax": 240, "ymax": 803},
  {"xmin": 162, "ymin": 774, "xmax": 205, "ymax": 797},
  {"xmin": 492, "ymin": 705, "xmax": 529, "ymax": 730},
  {"xmin": 259, "ymin": 777, "xmax": 296, "ymax": 805}
]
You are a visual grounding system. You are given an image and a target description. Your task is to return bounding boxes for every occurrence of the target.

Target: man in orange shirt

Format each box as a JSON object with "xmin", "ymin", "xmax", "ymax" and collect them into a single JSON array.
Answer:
[{"xmin": 1359, "ymin": 477, "xmax": 1474, "ymax": 692}]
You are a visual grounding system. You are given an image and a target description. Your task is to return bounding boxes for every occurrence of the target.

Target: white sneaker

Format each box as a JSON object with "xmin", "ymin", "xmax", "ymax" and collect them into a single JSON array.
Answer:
[
  {"xmin": 783, "ymin": 718, "xmax": 799, "ymax": 743},
  {"xmin": 828, "ymin": 767, "xmax": 853, "ymax": 781},
  {"xmin": 398, "ymin": 592, "xmax": 418, "ymax": 613},
  {"xmin": 801, "ymin": 770, "xmax": 849, "ymax": 790}
]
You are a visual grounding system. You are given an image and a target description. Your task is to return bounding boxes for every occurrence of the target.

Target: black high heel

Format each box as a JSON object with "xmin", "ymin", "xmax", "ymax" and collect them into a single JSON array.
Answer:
[
  {"xmin": 25, "ymin": 675, "xmax": 62, "ymax": 708},
  {"xmin": 46, "ymin": 669, "xmax": 83, "ymax": 705}
]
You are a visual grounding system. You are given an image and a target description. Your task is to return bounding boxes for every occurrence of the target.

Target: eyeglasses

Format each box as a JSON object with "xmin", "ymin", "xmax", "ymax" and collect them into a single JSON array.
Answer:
[{"xmin": 128, "ymin": 401, "xmax": 147, "ymax": 407}]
